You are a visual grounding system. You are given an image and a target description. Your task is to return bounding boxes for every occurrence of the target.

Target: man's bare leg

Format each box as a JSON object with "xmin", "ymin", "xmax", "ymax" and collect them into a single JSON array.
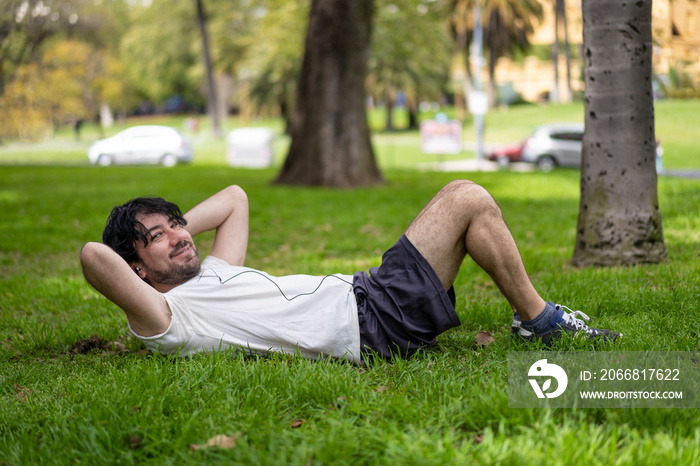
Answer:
[{"xmin": 404, "ymin": 180, "xmax": 545, "ymax": 321}]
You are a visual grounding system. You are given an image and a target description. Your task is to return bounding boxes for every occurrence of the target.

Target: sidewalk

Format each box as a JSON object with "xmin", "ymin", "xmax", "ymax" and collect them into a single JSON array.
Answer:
[
  {"xmin": 419, "ymin": 159, "xmax": 533, "ymax": 172},
  {"xmin": 421, "ymin": 158, "xmax": 700, "ymax": 178}
]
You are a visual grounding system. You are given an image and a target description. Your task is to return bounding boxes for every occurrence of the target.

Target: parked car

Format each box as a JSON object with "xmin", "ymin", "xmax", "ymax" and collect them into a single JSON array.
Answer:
[
  {"xmin": 487, "ymin": 142, "xmax": 524, "ymax": 168},
  {"xmin": 520, "ymin": 123, "xmax": 584, "ymax": 171},
  {"xmin": 88, "ymin": 125, "xmax": 193, "ymax": 167}
]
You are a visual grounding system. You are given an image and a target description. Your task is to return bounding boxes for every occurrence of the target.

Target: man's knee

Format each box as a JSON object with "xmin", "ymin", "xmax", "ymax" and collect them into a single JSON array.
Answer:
[
  {"xmin": 443, "ymin": 179, "xmax": 475, "ymax": 191},
  {"xmin": 447, "ymin": 180, "xmax": 501, "ymax": 215}
]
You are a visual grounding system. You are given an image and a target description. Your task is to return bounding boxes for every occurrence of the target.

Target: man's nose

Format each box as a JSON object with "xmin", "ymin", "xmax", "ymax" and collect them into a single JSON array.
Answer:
[{"xmin": 170, "ymin": 228, "xmax": 189, "ymax": 245}]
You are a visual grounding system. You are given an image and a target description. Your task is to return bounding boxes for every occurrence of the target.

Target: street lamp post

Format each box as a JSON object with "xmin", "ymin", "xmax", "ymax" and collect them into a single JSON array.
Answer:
[{"xmin": 470, "ymin": 0, "xmax": 486, "ymax": 167}]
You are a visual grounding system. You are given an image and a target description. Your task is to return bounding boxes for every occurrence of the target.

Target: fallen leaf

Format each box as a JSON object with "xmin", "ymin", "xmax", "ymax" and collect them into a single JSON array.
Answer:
[
  {"xmin": 13, "ymin": 382, "xmax": 30, "ymax": 402},
  {"xmin": 290, "ymin": 419, "xmax": 306, "ymax": 428},
  {"xmin": 205, "ymin": 434, "xmax": 238, "ymax": 449},
  {"xmin": 188, "ymin": 433, "xmax": 240, "ymax": 451},
  {"xmin": 129, "ymin": 435, "xmax": 142, "ymax": 449},
  {"xmin": 103, "ymin": 341, "xmax": 128, "ymax": 354},
  {"xmin": 474, "ymin": 331, "xmax": 495, "ymax": 347}
]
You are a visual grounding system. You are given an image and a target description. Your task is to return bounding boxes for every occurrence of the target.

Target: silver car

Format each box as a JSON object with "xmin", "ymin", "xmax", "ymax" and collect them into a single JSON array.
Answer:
[
  {"xmin": 521, "ymin": 123, "xmax": 584, "ymax": 171},
  {"xmin": 88, "ymin": 125, "xmax": 194, "ymax": 167}
]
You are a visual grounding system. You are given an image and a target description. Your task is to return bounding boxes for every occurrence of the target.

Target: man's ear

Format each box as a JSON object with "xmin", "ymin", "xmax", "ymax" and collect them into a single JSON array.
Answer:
[{"xmin": 131, "ymin": 262, "xmax": 147, "ymax": 280}]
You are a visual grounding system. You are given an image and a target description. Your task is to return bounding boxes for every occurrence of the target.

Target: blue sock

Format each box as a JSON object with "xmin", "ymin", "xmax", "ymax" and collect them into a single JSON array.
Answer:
[{"xmin": 520, "ymin": 302, "xmax": 564, "ymax": 335}]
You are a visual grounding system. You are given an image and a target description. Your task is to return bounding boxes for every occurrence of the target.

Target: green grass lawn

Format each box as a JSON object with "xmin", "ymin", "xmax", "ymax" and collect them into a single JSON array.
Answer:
[{"xmin": 1, "ymin": 165, "xmax": 699, "ymax": 464}]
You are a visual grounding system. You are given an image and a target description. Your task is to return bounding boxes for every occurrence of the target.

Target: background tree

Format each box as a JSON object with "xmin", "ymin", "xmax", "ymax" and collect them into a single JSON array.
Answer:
[
  {"xmin": 0, "ymin": 0, "xmax": 76, "ymax": 93},
  {"xmin": 121, "ymin": 0, "xmax": 260, "ymax": 116},
  {"xmin": 558, "ymin": 0, "xmax": 573, "ymax": 100},
  {"xmin": 0, "ymin": 39, "xmax": 128, "ymax": 139},
  {"xmin": 572, "ymin": 0, "xmax": 666, "ymax": 267},
  {"xmin": 248, "ymin": 0, "xmax": 309, "ymax": 134},
  {"xmin": 0, "ymin": 0, "xmax": 128, "ymax": 93},
  {"xmin": 195, "ymin": 0, "xmax": 221, "ymax": 135},
  {"xmin": 482, "ymin": 0, "xmax": 542, "ymax": 106},
  {"xmin": 275, "ymin": 0, "xmax": 383, "ymax": 187},
  {"xmin": 369, "ymin": 0, "xmax": 452, "ymax": 131},
  {"xmin": 120, "ymin": 1, "xmax": 203, "ymax": 109},
  {"xmin": 205, "ymin": 0, "xmax": 261, "ymax": 123},
  {"xmin": 448, "ymin": 0, "xmax": 475, "ymax": 114},
  {"xmin": 448, "ymin": 0, "xmax": 542, "ymax": 109},
  {"xmin": 551, "ymin": 0, "xmax": 572, "ymax": 102}
]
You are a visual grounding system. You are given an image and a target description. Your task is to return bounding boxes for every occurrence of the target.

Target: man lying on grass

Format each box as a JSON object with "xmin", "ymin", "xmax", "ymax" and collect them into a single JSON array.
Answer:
[{"xmin": 80, "ymin": 180, "xmax": 621, "ymax": 363}]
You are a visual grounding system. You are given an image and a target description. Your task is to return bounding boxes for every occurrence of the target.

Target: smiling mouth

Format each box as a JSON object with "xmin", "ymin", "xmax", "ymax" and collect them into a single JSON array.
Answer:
[{"xmin": 170, "ymin": 243, "xmax": 193, "ymax": 259}]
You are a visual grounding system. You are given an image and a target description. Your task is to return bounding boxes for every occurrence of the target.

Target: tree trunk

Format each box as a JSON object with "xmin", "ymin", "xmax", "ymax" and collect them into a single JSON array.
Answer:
[
  {"xmin": 275, "ymin": 0, "xmax": 382, "ymax": 187},
  {"xmin": 551, "ymin": 0, "xmax": 560, "ymax": 103},
  {"xmin": 450, "ymin": 0, "xmax": 474, "ymax": 118},
  {"xmin": 385, "ymin": 92, "xmax": 394, "ymax": 132},
  {"xmin": 560, "ymin": 0, "xmax": 573, "ymax": 100},
  {"xmin": 195, "ymin": 0, "xmax": 221, "ymax": 136},
  {"xmin": 572, "ymin": 0, "xmax": 666, "ymax": 267},
  {"xmin": 406, "ymin": 98, "xmax": 418, "ymax": 130}
]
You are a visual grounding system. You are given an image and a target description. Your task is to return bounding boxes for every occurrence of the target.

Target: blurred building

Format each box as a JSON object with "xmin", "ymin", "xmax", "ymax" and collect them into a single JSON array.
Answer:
[{"xmin": 482, "ymin": 0, "xmax": 700, "ymax": 104}]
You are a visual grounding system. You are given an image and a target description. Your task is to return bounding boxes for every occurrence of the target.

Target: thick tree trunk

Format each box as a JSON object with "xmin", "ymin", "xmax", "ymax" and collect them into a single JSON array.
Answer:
[
  {"xmin": 572, "ymin": 0, "xmax": 666, "ymax": 267},
  {"xmin": 275, "ymin": 0, "xmax": 382, "ymax": 187}
]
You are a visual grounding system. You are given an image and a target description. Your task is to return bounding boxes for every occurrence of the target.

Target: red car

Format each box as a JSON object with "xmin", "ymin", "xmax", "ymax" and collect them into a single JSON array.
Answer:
[{"xmin": 487, "ymin": 142, "xmax": 523, "ymax": 168}]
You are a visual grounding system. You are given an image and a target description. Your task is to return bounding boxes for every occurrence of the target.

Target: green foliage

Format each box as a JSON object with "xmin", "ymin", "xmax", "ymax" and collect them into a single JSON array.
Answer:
[
  {"xmin": 0, "ymin": 39, "xmax": 129, "ymax": 140},
  {"xmin": 119, "ymin": 0, "xmax": 263, "ymax": 106},
  {"xmin": 656, "ymin": 63, "xmax": 699, "ymax": 100},
  {"xmin": 120, "ymin": 0, "xmax": 203, "ymax": 106},
  {"xmin": 1, "ymin": 166, "xmax": 699, "ymax": 463},
  {"xmin": 247, "ymin": 0, "xmax": 309, "ymax": 125},
  {"xmin": 369, "ymin": 0, "xmax": 453, "ymax": 106}
]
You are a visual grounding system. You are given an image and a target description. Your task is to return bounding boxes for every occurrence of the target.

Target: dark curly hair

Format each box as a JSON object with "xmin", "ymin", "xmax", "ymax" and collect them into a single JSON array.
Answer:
[{"xmin": 102, "ymin": 197, "xmax": 187, "ymax": 264}]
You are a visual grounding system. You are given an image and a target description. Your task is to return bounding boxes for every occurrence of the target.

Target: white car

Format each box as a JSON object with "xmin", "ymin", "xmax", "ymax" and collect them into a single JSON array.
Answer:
[
  {"xmin": 520, "ymin": 122, "xmax": 663, "ymax": 172},
  {"xmin": 88, "ymin": 125, "xmax": 193, "ymax": 167},
  {"xmin": 520, "ymin": 123, "xmax": 584, "ymax": 171}
]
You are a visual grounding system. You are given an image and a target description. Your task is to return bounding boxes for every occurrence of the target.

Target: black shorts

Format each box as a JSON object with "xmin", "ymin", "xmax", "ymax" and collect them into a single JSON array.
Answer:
[{"xmin": 352, "ymin": 235, "xmax": 462, "ymax": 360}]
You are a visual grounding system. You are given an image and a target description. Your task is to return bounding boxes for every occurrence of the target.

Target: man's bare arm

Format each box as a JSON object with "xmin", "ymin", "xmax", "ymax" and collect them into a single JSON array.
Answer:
[
  {"xmin": 183, "ymin": 185, "xmax": 249, "ymax": 266},
  {"xmin": 80, "ymin": 242, "xmax": 171, "ymax": 336}
]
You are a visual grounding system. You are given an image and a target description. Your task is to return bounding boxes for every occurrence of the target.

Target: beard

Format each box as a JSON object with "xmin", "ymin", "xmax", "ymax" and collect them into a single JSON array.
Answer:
[{"xmin": 142, "ymin": 242, "xmax": 202, "ymax": 285}]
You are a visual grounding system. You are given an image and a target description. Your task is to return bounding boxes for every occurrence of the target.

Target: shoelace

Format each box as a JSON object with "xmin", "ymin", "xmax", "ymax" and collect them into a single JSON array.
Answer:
[{"xmin": 558, "ymin": 305, "xmax": 593, "ymax": 332}]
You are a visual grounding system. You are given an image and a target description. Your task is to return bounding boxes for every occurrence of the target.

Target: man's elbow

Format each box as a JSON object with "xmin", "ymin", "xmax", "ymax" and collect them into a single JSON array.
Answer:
[
  {"xmin": 80, "ymin": 242, "xmax": 99, "ymax": 264},
  {"xmin": 225, "ymin": 185, "xmax": 248, "ymax": 209},
  {"xmin": 80, "ymin": 242, "xmax": 115, "ymax": 278},
  {"xmin": 80, "ymin": 242, "xmax": 102, "ymax": 274},
  {"xmin": 226, "ymin": 184, "xmax": 248, "ymax": 201}
]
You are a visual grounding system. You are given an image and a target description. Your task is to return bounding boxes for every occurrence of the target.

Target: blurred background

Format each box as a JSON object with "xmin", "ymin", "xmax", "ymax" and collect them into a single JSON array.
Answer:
[{"xmin": 1, "ymin": 0, "xmax": 699, "ymax": 169}]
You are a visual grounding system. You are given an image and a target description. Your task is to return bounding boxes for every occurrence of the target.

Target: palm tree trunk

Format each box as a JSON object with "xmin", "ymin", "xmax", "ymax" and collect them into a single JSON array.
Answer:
[
  {"xmin": 572, "ymin": 0, "xmax": 666, "ymax": 267},
  {"xmin": 560, "ymin": 0, "xmax": 573, "ymax": 100},
  {"xmin": 551, "ymin": 0, "xmax": 560, "ymax": 103}
]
